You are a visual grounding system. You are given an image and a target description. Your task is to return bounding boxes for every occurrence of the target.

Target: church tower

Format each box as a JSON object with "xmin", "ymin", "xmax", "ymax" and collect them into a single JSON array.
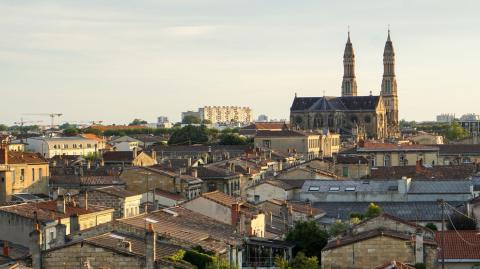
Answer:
[
  {"xmin": 341, "ymin": 31, "xmax": 358, "ymax": 96},
  {"xmin": 381, "ymin": 29, "xmax": 399, "ymax": 137}
]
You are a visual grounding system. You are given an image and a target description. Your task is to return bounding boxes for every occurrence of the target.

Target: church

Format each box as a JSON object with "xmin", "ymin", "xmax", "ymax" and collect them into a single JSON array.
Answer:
[{"xmin": 290, "ymin": 31, "xmax": 399, "ymax": 139}]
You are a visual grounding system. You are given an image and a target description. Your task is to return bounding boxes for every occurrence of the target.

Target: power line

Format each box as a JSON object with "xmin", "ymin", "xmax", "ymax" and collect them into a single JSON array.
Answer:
[{"xmin": 445, "ymin": 209, "xmax": 480, "ymax": 247}]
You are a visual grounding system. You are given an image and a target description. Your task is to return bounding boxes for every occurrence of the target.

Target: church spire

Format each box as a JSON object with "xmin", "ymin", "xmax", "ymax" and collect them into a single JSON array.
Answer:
[
  {"xmin": 381, "ymin": 28, "xmax": 399, "ymax": 137},
  {"xmin": 341, "ymin": 30, "xmax": 358, "ymax": 96}
]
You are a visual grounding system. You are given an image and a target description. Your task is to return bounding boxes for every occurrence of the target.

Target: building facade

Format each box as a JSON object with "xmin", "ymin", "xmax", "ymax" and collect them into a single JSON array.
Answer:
[
  {"xmin": 199, "ymin": 106, "xmax": 252, "ymax": 124},
  {"xmin": 290, "ymin": 31, "xmax": 399, "ymax": 139},
  {"xmin": 25, "ymin": 136, "xmax": 101, "ymax": 158}
]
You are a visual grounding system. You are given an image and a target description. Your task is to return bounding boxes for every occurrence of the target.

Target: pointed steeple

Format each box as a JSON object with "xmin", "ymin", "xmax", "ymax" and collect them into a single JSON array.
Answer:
[
  {"xmin": 341, "ymin": 30, "xmax": 357, "ymax": 96},
  {"xmin": 381, "ymin": 28, "xmax": 399, "ymax": 138}
]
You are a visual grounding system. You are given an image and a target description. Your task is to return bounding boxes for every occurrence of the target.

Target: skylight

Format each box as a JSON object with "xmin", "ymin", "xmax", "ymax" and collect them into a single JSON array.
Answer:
[
  {"xmin": 308, "ymin": 186, "xmax": 320, "ymax": 192},
  {"xmin": 329, "ymin": 186, "xmax": 340, "ymax": 192}
]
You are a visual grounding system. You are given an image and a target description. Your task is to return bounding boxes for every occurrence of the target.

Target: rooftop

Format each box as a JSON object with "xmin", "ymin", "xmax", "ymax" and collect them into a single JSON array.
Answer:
[
  {"xmin": 357, "ymin": 142, "xmax": 439, "ymax": 152},
  {"xmin": 435, "ymin": 230, "xmax": 480, "ymax": 260},
  {"xmin": 435, "ymin": 144, "xmax": 480, "ymax": 155},
  {"xmin": 369, "ymin": 164, "xmax": 476, "ymax": 180},
  {"xmin": 94, "ymin": 186, "xmax": 138, "ymax": 198},
  {"xmin": 0, "ymin": 149, "xmax": 48, "ymax": 165}
]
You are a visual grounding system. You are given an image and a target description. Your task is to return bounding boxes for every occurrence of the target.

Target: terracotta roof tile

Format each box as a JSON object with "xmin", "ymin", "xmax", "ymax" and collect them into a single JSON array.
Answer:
[
  {"xmin": 435, "ymin": 230, "xmax": 480, "ymax": 260},
  {"xmin": 0, "ymin": 149, "xmax": 48, "ymax": 165}
]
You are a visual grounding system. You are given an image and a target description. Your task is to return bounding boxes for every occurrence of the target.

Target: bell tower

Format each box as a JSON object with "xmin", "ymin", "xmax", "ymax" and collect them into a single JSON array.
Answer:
[
  {"xmin": 381, "ymin": 29, "xmax": 399, "ymax": 136},
  {"xmin": 341, "ymin": 31, "xmax": 358, "ymax": 97}
]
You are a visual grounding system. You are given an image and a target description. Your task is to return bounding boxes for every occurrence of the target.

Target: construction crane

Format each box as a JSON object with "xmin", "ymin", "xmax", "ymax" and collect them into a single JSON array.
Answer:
[
  {"xmin": 23, "ymin": 113, "xmax": 63, "ymax": 129},
  {"xmin": 14, "ymin": 118, "xmax": 42, "ymax": 142}
]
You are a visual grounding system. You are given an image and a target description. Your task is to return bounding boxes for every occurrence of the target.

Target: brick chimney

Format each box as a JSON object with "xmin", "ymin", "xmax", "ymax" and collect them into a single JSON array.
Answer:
[
  {"xmin": 2, "ymin": 241, "xmax": 9, "ymax": 257},
  {"xmin": 415, "ymin": 232, "xmax": 424, "ymax": 264},
  {"xmin": 416, "ymin": 159, "xmax": 424, "ymax": 173},
  {"xmin": 29, "ymin": 223, "xmax": 42, "ymax": 269},
  {"xmin": 231, "ymin": 203, "xmax": 241, "ymax": 230},
  {"xmin": 56, "ymin": 195, "xmax": 66, "ymax": 214},
  {"xmin": 145, "ymin": 223, "xmax": 156, "ymax": 269},
  {"xmin": 358, "ymin": 139, "xmax": 365, "ymax": 148}
]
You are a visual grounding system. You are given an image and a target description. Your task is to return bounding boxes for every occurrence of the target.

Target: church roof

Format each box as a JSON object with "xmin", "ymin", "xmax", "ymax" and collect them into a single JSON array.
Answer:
[{"xmin": 291, "ymin": 95, "xmax": 381, "ymax": 112}]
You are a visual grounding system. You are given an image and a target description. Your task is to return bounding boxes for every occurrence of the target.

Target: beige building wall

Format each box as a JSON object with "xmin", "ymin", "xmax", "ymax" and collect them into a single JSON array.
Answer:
[
  {"xmin": 199, "ymin": 106, "xmax": 252, "ymax": 123},
  {"xmin": 321, "ymin": 236, "xmax": 437, "ymax": 269},
  {"xmin": 359, "ymin": 151, "xmax": 438, "ymax": 167},
  {"xmin": 246, "ymin": 183, "xmax": 291, "ymax": 203},
  {"xmin": 0, "ymin": 162, "xmax": 49, "ymax": 202},
  {"xmin": 182, "ymin": 196, "xmax": 231, "ymax": 224}
]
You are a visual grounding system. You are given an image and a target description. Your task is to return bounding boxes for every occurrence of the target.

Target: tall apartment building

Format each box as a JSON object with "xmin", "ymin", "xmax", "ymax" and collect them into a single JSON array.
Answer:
[
  {"xmin": 199, "ymin": 106, "xmax": 252, "ymax": 124},
  {"xmin": 436, "ymin": 113, "xmax": 456, "ymax": 123}
]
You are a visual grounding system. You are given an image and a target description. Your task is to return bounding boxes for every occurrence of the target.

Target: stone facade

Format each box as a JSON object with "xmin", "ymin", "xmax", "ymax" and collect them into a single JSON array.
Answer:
[{"xmin": 321, "ymin": 235, "xmax": 437, "ymax": 269}]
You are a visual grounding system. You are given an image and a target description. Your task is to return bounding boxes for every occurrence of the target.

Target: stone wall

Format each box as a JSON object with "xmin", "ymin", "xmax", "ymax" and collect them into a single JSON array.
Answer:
[{"xmin": 321, "ymin": 235, "xmax": 437, "ymax": 269}]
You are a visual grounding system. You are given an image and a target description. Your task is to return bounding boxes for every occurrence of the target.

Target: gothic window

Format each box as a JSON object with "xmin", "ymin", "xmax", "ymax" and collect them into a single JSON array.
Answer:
[
  {"xmin": 328, "ymin": 115, "xmax": 334, "ymax": 127},
  {"xmin": 344, "ymin": 81, "xmax": 351, "ymax": 94},
  {"xmin": 294, "ymin": 116, "xmax": 303, "ymax": 125},
  {"xmin": 385, "ymin": 80, "xmax": 391, "ymax": 94}
]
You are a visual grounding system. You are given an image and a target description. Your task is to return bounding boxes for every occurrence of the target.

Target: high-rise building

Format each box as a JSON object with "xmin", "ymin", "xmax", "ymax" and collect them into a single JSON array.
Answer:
[{"xmin": 198, "ymin": 106, "xmax": 252, "ymax": 124}]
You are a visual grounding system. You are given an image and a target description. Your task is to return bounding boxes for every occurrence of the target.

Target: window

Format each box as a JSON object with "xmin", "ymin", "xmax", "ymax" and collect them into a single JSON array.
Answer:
[
  {"xmin": 64, "ymin": 144, "xmax": 68, "ymax": 149},
  {"xmin": 342, "ymin": 166, "xmax": 349, "ymax": 177},
  {"xmin": 32, "ymin": 168, "xmax": 35, "ymax": 181},
  {"xmin": 308, "ymin": 186, "xmax": 320, "ymax": 192},
  {"xmin": 345, "ymin": 187, "xmax": 356, "ymax": 192},
  {"xmin": 254, "ymin": 195, "xmax": 260, "ymax": 202},
  {"xmin": 20, "ymin": 169, "xmax": 25, "ymax": 181},
  {"xmin": 364, "ymin": 116, "xmax": 371, "ymax": 123},
  {"xmin": 328, "ymin": 186, "xmax": 340, "ymax": 192},
  {"xmin": 73, "ymin": 144, "xmax": 77, "ymax": 149},
  {"xmin": 384, "ymin": 155, "xmax": 391, "ymax": 167},
  {"xmin": 39, "ymin": 168, "xmax": 43, "ymax": 180},
  {"xmin": 87, "ymin": 144, "xmax": 92, "ymax": 148},
  {"xmin": 262, "ymin": 140, "xmax": 271, "ymax": 148}
]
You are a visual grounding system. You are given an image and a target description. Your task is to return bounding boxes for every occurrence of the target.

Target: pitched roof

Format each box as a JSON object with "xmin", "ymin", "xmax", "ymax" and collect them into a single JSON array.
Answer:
[
  {"xmin": 268, "ymin": 199, "xmax": 325, "ymax": 216},
  {"xmin": 323, "ymin": 228, "xmax": 437, "ymax": 251},
  {"xmin": 435, "ymin": 144, "xmax": 480, "ymax": 155},
  {"xmin": 103, "ymin": 151, "xmax": 135, "ymax": 163},
  {"xmin": 154, "ymin": 189, "xmax": 185, "ymax": 201},
  {"xmin": 241, "ymin": 122, "xmax": 288, "ymax": 131},
  {"xmin": 0, "ymin": 149, "xmax": 48, "ymax": 165},
  {"xmin": 358, "ymin": 142, "xmax": 439, "ymax": 152},
  {"xmin": 291, "ymin": 96, "xmax": 381, "ymax": 112},
  {"xmin": 435, "ymin": 230, "xmax": 480, "ymax": 260},
  {"xmin": 194, "ymin": 166, "xmax": 240, "ymax": 179},
  {"xmin": 370, "ymin": 164, "xmax": 476, "ymax": 180},
  {"xmin": 201, "ymin": 191, "xmax": 240, "ymax": 207},
  {"xmin": 0, "ymin": 200, "xmax": 110, "ymax": 223},
  {"xmin": 94, "ymin": 186, "xmax": 138, "ymax": 198}
]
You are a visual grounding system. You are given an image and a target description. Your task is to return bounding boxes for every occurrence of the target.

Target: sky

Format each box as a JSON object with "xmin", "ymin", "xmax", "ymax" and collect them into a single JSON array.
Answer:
[{"xmin": 1, "ymin": 0, "xmax": 479, "ymax": 125}]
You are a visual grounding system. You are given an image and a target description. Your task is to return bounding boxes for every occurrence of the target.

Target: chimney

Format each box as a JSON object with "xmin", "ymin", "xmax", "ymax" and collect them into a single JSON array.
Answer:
[
  {"xmin": 416, "ymin": 159, "xmax": 424, "ymax": 172},
  {"xmin": 1, "ymin": 148, "xmax": 7, "ymax": 165},
  {"xmin": 55, "ymin": 218, "xmax": 66, "ymax": 247},
  {"xmin": 151, "ymin": 151, "xmax": 157, "ymax": 161},
  {"xmin": 187, "ymin": 157, "xmax": 192, "ymax": 168},
  {"xmin": 79, "ymin": 190, "xmax": 88, "ymax": 210},
  {"xmin": 133, "ymin": 147, "xmax": 138, "ymax": 158},
  {"xmin": 56, "ymin": 195, "xmax": 66, "ymax": 214},
  {"xmin": 231, "ymin": 203, "xmax": 241, "ymax": 228},
  {"xmin": 29, "ymin": 224, "xmax": 42, "ymax": 269},
  {"xmin": 2, "ymin": 241, "xmax": 9, "ymax": 257},
  {"xmin": 191, "ymin": 168, "xmax": 198, "ymax": 178},
  {"xmin": 146, "ymin": 223, "xmax": 156, "ymax": 269},
  {"xmin": 415, "ymin": 232, "xmax": 424, "ymax": 264},
  {"xmin": 70, "ymin": 214, "xmax": 80, "ymax": 234},
  {"xmin": 358, "ymin": 140, "xmax": 365, "ymax": 148}
]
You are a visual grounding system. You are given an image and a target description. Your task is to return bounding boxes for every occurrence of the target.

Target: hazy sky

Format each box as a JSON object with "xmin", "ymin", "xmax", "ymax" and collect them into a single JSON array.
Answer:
[{"xmin": 1, "ymin": 0, "xmax": 479, "ymax": 125}]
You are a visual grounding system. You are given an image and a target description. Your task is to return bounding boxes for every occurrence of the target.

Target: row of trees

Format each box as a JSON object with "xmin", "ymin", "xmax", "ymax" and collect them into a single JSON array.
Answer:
[{"xmin": 400, "ymin": 119, "xmax": 470, "ymax": 141}]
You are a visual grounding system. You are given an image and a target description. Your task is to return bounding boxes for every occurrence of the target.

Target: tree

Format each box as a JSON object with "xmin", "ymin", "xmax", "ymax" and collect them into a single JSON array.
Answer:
[
  {"xmin": 291, "ymin": 252, "xmax": 319, "ymax": 269},
  {"xmin": 83, "ymin": 127, "xmax": 103, "ymax": 136},
  {"xmin": 182, "ymin": 115, "xmax": 201, "ymax": 124},
  {"xmin": 168, "ymin": 125, "xmax": 209, "ymax": 145},
  {"xmin": 219, "ymin": 133, "xmax": 248, "ymax": 145},
  {"xmin": 445, "ymin": 121, "xmax": 469, "ymax": 141},
  {"xmin": 202, "ymin": 119, "xmax": 212, "ymax": 124},
  {"xmin": 63, "ymin": 127, "xmax": 80, "ymax": 136},
  {"xmin": 447, "ymin": 210, "xmax": 476, "ymax": 230},
  {"xmin": 425, "ymin": 223, "xmax": 438, "ymax": 231},
  {"xmin": 129, "ymin": 118, "xmax": 148, "ymax": 126},
  {"xmin": 274, "ymin": 256, "xmax": 292, "ymax": 269},
  {"xmin": 328, "ymin": 220, "xmax": 348, "ymax": 237},
  {"xmin": 205, "ymin": 258, "xmax": 238, "ymax": 269},
  {"xmin": 414, "ymin": 263, "xmax": 426, "ymax": 269},
  {"xmin": 0, "ymin": 124, "xmax": 8, "ymax": 131},
  {"xmin": 285, "ymin": 221, "xmax": 328, "ymax": 262},
  {"xmin": 364, "ymin": 203, "xmax": 382, "ymax": 219}
]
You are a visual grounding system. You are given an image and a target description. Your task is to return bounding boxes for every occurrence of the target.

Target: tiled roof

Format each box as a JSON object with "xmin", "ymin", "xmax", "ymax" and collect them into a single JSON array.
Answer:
[
  {"xmin": 117, "ymin": 207, "xmax": 242, "ymax": 253},
  {"xmin": 89, "ymin": 125, "xmax": 146, "ymax": 131},
  {"xmin": 49, "ymin": 175, "xmax": 124, "ymax": 186},
  {"xmin": 301, "ymin": 179, "xmax": 398, "ymax": 192},
  {"xmin": 201, "ymin": 191, "xmax": 240, "ymax": 207},
  {"xmin": 323, "ymin": 155, "xmax": 369, "ymax": 164},
  {"xmin": 80, "ymin": 133, "xmax": 104, "ymax": 142},
  {"xmin": 358, "ymin": 142, "xmax": 439, "ymax": 152},
  {"xmin": 435, "ymin": 144, "xmax": 480, "ymax": 155},
  {"xmin": 254, "ymin": 130, "xmax": 309, "ymax": 138},
  {"xmin": 408, "ymin": 180, "xmax": 472, "ymax": 194},
  {"xmin": 268, "ymin": 199, "xmax": 324, "ymax": 216},
  {"xmin": 194, "ymin": 166, "xmax": 240, "ymax": 179},
  {"xmin": 153, "ymin": 145, "xmax": 251, "ymax": 153},
  {"xmin": 0, "ymin": 149, "xmax": 48, "ymax": 164},
  {"xmin": 241, "ymin": 122, "xmax": 288, "ymax": 131},
  {"xmin": 94, "ymin": 186, "xmax": 137, "ymax": 198},
  {"xmin": 314, "ymin": 201, "xmax": 459, "ymax": 222},
  {"xmin": 0, "ymin": 201, "xmax": 109, "ymax": 223},
  {"xmin": 263, "ymin": 180, "xmax": 297, "ymax": 190},
  {"xmin": 155, "ymin": 189, "xmax": 185, "ymax": 201},
  {"xmin": 370, "ymin": 165, "xmax": 476, "ymax": 180},
  {"xmin": 435, "ymin": 230, "xmax": 480, "ymax": 260},
  {"xmin": 103, "ymin": 151, "xmax": 135, "ymax": 163},
  {"xmin": 323, "ymin": 228, "xmax": 437, "ymax": 251}
]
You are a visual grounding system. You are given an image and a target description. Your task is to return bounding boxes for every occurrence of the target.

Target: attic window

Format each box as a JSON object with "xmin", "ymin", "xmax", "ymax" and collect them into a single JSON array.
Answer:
[
  {"xmin": 329, "ymin": 187, "xmax": 340, "ymax": 192},
  {"xmin": 345, "ymin": 187, "xmax": 356, "ymax": 192},
  {"xmin": 308, "ymin": 186, "xmax": 320, "ymax": 192}
]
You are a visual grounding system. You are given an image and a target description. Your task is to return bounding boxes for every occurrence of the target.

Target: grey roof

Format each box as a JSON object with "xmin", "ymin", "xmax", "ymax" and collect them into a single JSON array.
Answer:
[
  {"xmin": 313, "ymin": 201, "xmax": 460, "ymax": 222},
  {"xmin": 291, "ymin": 96, "xmax": 380, "ymax": 112},
  {"xmin": 301, "ymin": 180, "xmax": 399, "ymax": 193},
  {"xmin": 408, "ymin": 180, "xmax": 472, "ymax": 194}
]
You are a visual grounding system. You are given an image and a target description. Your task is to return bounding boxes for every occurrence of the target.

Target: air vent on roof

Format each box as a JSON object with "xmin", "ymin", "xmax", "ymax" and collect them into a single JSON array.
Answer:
[{"xmin": 308, "ymin": 186, "xmax": 320, "ymax": 192}]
